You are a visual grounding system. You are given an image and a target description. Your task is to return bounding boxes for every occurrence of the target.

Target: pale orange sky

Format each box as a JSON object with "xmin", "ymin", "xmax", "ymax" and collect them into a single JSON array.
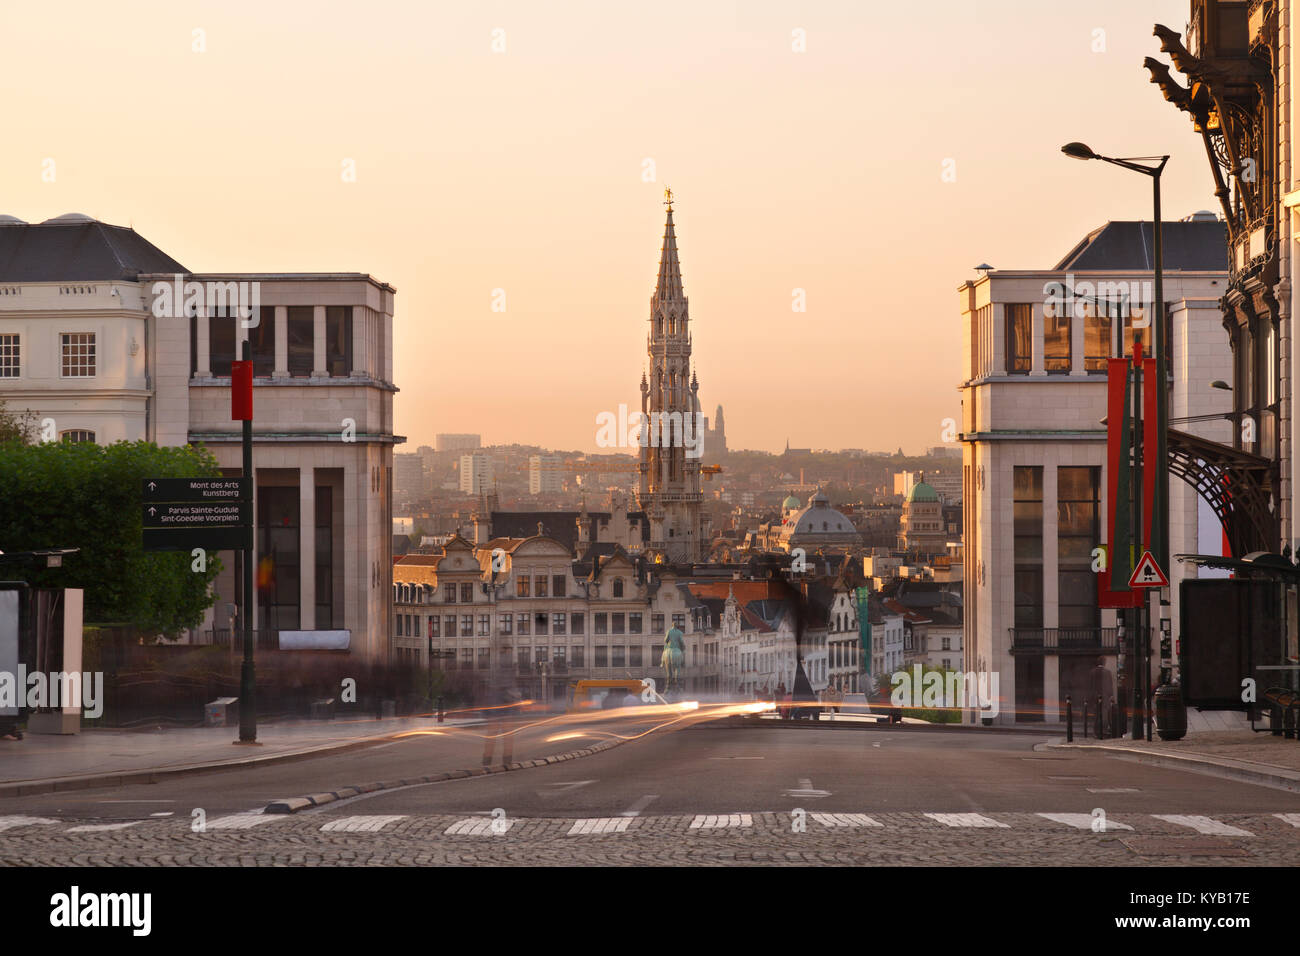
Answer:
[{"xmin": 1, "ymin": 0, "xmax": 1211, "ymax": 455}]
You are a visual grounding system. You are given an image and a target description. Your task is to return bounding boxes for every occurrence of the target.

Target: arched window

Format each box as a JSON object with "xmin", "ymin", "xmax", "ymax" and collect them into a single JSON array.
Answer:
[
  {"xmin": 613, "ymin": 578, "xmax": 624, "ymax": 597},
  {"xmin": 657, "ymin": 316, "xmax": 663, "ymax": 335},
  {"xmin": 60, "ymin": 429, "xmax": 95, "ymax": 443},
  {"xmin": 669, "ymin": 314, "xmax": 676, "ymax": 335}
]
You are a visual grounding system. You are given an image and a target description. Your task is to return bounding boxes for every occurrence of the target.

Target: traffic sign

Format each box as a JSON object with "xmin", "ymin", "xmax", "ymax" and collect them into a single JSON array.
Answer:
[
  {"xmin": 143, "ymin": 501, "xmax": 250, "ymax": 528},
  {"xmin": 142, "ymin": 478, "xmax": 248, "ymax": 502},
  {"xmin": 1128, "ymin": 550, "xmax": 1169, "ymax": 588}
]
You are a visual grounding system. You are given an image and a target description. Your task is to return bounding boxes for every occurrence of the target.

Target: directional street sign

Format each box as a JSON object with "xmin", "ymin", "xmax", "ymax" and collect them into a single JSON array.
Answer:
[
  {"xmin": 1128, "ymin": 550, "xmax": 1169, "ymax": 589},
  {"xmin": 142, "ymin": 477, "xmax": 250, "ymax": 552}
]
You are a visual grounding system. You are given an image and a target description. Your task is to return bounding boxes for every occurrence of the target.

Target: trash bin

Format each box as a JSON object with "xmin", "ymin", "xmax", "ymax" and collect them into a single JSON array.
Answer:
[
  {"xmin": 1153, "ymin": 683, "xmax": 1187, "ymax": 741},
  {"xmin": 205, "ymin": 697, "xmax": 239, "ymax": 727}
]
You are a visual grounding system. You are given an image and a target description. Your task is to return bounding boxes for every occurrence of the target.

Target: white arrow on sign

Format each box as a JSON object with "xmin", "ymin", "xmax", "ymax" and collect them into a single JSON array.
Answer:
[
  {"xmin": 148, "ymin": 481, "xmax": 157, "ymax": 491},
  {"xmin": 148, "ymin": 507, "xmax": 157, "ymax": 517}
]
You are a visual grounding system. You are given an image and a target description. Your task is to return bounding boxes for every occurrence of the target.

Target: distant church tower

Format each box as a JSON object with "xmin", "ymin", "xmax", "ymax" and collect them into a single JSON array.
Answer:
[{"xmin": 637, "ymin": 190, "xmax": 708, "ymax": 563}]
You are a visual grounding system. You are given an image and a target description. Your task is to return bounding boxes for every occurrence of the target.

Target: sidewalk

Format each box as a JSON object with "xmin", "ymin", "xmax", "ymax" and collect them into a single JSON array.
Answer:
[
  {"xmin": 0, "ymin": 715, "xmax": 480, "ymax": 797},
  {"xmin": 1047, "ymin": 727, "xmax": 1300, "ymax": 791}
]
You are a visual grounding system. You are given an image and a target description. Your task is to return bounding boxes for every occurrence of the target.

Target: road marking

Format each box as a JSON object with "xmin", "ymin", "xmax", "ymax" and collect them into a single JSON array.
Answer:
[
  {"xmin": 811, "ymin": 813, "xmax": 881, "ymax": 828},
  {"xmin": 96, "ymin": 800, "xmax": 175, "ymax": 804},
  {"xmin": 621, "ymin": 794, "xmax": 659, "ymax": 817},
  {"xmin": 872, "ymin": 743, "xmax": 881, "ymax": 748},
  {"xmin": 445, "ymin": 817, "xmax": 513, "ymax": 836},
  {"xmin": 689, "ymin": 814, "xmax": 752, "ymax": 829},
  {"xmin": 537, "ymin": 780, "xmax": 596, "ymax": 797},
  {"xmin": 924, "ymin": 813, "xmax": 1009, "ymax": 829},
  {"xmin": 785, "ymin": 778, "xmax": 831, "ymax": 799},
  {"xmin": 1037, "ymin": 813, "xmax": 1133, "ymax": 831},
  {"xmin": 1152, "ymin": 815, "xmax": 1253, "ymax": 837},
  {"xmin": 1087, "ymin": 788, "xmax": 1140, "ymax": 793},
  {"xmin": 319, "ymin": 815, "xmax": 406, "ymax": 833},
  {"xmin": 0, "ymin": 816, "xmax": 58, "ymax": 832},
  {"xmin": 204, "ymin": 814, "xmax": 283, "ymax": 830},
  {"xmin": 1274, "ymin": 813, "xmax": 1300, "ymax": 828},
  {"xmin": 149, "ymin": 812, "xmax": 174, "ymax": 817},
  {"xmin": 66, "ymin": 821, "xmax": 143, "ymax": 832},
  {"xmin": 567, "ymin": 818, "xmax": 631, "ymax": 835}
]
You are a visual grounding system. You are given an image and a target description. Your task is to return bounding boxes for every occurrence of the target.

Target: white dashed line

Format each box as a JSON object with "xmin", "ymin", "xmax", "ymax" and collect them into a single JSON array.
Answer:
[
  {"xmin": 811, "ymin": 813, "xmax": 882, "ymax": 828},
  {"xmin": 1036, "ymin": 813, "xmax": 1133, "ymax": 831},
  {"xmin": 204, "ymin": 814, "xmax": 283, "ymax": 830},
  {"xmin": 66, "ymin": 821, "xmax": 144, "ymax": 833},
  {"xmin": 689, "ymin": 814, "xmax": 752, "ymax": 829},
  {"xmin": 0, "ymin": 816, "xmax": 58, "ymax": 832},
  {"xmin": 567, "ymin": 818, "xmax": 632, "ymax": 835},
  {"xmin": 1274, "ymin": 813, "xmax": 1300, "ymax": 828},
  {"xmin": 1152, "ymin": 815, "xmax": 1253, "ymax": 837},
  {"xmin": 621, "ymin": 795, "xmax": 659, "ymax": 817},
  {"xmin": 444, "ymin": 817, "xmax": 513, "ymax": 836},
  {"xmin": 924, "ymin": 813, "xmax": 1009, "ymax": 829},
  {"xmin": 319, "ymin": 815, "xmax": 407, "ymax": 833}
]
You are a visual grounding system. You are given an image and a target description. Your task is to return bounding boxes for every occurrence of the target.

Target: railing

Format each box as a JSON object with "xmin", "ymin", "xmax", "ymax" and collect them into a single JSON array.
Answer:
[{"xmin": 1009, "ymin": 627, "xmax": 1118, "ymax": 653}]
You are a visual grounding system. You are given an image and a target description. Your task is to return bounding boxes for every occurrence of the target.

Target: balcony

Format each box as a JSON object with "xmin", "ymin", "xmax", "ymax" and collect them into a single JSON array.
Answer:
[{"xmin": 1008, "ymin": 627, "xmax": 1118, "ymax": 656}]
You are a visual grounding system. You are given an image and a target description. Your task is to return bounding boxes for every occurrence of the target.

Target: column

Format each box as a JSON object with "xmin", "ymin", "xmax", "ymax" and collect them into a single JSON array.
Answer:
[
  {"xmin": 273, "ymin": 306, "xmax": 288, "ymax": 378},
  {"xmin": 352, "ymin": 306, "xmax": 367, "ymax": 377},
  {"xmin": 312, "ymin": 304, "xmax": 327, "ymax": 378},
  {"xmin": 196, "ymin": 312, "xmax": 210, "ymax": 377},
  {"xmin": 1069, "ymin": 300, "xmax": 1086, "ymax": 376},
  {"xmin": 1043, "ymin": 656, "xmax": 1061, "ymax": 725},
  {"xmin": 1030, "ymin": 303, "xmax": 1045, "ymax": 375},
  {"xmin": 300, "ymin": 467, "xmax": 316, "ymax": 632},
  {"xmin": 991, "ymin": 304, "xmax": 1006, "ymax": 375}
]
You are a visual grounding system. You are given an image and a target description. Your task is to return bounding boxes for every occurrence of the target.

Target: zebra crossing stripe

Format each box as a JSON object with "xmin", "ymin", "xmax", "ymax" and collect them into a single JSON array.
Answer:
[
  {"xmin": 1036, "ymin": 813, "xmax": 1133, "ymax": 831},
  {"xmin": 924, "ymin": 813, "xmax": 1009, "ymax": 829},
  {"xmin": 205, "ymin": 814, "xmax": 284, "ymax": 830},
  {"xmin": 66, "ymin": 822, "xmax": 144, "ymax": 833},
  {"xmin": 1152, "ymin": 815, "xmax": 1253, "ymax": 837},
  {"xmin": 0, "ymin": 816, "xmax": 58, "ymax": 832},
  {"xmin": 444, "ymin": 817, "xmax": 513, "ymax": 836},
  {"xmin": 811, "ymin": 813, "xmax": 882, "ymax": 828},
  {"xmin": 567, "ymin": 818, "xmax": 632, "ymax": 835},
  {"xmin": 320, "ymin": 815, "xmax": 406, "ymax": 833},
  {"xmin": 689, "ymin": 814, "xmax": 752, "ymax": 829},
  {"xmin": 1274, "ymin": 813, "xmax": 1300, "ymax": 828}
]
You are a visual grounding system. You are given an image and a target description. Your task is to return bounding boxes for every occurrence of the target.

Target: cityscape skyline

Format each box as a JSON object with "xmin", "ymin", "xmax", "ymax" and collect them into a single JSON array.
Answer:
[{"xmin": 1, "ymin": 0, "xmax": 1209, "ymax": 455}]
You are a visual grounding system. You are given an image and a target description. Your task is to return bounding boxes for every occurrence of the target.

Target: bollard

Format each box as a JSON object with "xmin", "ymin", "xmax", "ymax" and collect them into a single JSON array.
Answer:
[
  {"xmin": 1066, "ymin": 696, "xmax": 1073, "ymax": 742},
  {"xmin": 1082, "ymin": 698, "xmax": 1089, "ymax": 739},
  {"xmin": 1109, "ymin": 697, "xmax": 1117, "ymax": 740},
  {"xmin": 1132, "ymin": 687, "xmax": 1142, "ymax": 740},
  {"xmin": 1097, "ymin": 695, "xmax": 1104, "ymax": 739},
  {"xmin": 436, "ymin": 695, "xmax": 444, "ymax": 724}
]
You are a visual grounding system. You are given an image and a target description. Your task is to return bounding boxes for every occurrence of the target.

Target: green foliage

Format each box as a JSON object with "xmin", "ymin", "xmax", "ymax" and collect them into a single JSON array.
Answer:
[
  {"xmin": 0, "ymin": 440, "xmax": 224, "ymax": 636},
  {"xmin": 0, "ymin": 401, "xmax": 37, "ymax": 445}
]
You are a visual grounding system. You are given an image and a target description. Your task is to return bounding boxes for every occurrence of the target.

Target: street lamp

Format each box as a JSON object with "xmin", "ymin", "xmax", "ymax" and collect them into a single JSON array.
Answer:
[{"xmin": 1064, "ymin": 142, "xmax": 1171, "ymax": 742}]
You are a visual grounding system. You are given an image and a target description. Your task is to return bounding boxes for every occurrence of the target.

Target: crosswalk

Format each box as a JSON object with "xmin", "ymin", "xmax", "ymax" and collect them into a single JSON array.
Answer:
[{"xmin": 0, "ymin": 811, "xmax": 1296, "ymax": 837}]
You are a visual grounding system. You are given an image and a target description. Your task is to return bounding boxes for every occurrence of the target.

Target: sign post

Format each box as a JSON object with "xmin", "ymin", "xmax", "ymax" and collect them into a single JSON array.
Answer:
[{"xmin": 232, "ymin": 342, "xmax": 257, "ymax": 744}]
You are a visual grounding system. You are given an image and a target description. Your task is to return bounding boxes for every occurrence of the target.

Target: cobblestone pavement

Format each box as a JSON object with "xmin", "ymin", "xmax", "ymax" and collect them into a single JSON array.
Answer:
[{"xmin": 3, "ymin": 810, "xmax": 1299, "ymax": 866}]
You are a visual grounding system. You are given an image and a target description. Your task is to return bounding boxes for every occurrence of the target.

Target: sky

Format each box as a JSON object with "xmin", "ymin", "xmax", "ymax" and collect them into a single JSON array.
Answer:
[{"xmin": 1, "ymin": 0, "xmax": 1212, "ymax": 455}]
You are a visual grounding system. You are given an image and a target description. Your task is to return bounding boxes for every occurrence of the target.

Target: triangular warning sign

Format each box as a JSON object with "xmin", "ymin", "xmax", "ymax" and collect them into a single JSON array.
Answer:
[{"xmin": 1128, "ymin": 550, "xmax": 1168, "ymax": 588}]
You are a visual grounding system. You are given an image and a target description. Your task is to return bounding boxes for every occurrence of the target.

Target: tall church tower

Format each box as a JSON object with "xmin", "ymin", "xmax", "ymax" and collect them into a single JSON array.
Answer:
[{"xmin": 637, "ymin": 190, "xmax": 708, "ymax": 563}]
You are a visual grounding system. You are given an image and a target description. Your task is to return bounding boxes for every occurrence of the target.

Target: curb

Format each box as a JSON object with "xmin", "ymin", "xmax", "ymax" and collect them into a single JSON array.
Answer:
[
  {"xmin": 0, "ymin": 720, "xmax": 481, "ymax": 800},
  {"xmin": 722, "ymin": 715, "xmax": 1059, "ymax": 736},
  {"xmin": 1046, "ymin": 740, "xmax": 1300, "ymax": 792},
  {"xmin": 263, "ymin": 738, "xmax": 628, "ymax": 813}
]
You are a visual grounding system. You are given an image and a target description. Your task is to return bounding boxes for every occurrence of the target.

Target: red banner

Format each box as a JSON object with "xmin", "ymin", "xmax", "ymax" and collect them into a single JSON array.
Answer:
[{"xmin": 231, "ymin": 360, "xmax": 253, "ymax": 421}]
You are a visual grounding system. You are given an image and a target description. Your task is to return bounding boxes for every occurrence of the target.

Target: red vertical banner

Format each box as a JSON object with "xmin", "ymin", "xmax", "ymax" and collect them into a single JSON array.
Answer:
[
  {"xmin": 1105, "ymin": 358, "xmax": 1132, "ymax": 592},
  {"xmin": 1141, "ymin": 356, "xmax": 1159, "ymax": 566},
  {"xmin": 231, "ymin": 360, "xmax": 253, "ymax": 421}
]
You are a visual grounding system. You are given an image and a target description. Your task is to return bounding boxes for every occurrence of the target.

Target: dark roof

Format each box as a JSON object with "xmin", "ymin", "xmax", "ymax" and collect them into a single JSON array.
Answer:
[
  {"xmin": 1053, "ymin": 220, "xmax": 1226, "ymax": 272},
  {"xmin": 0, "ymin": 218, "xmax": 188, "ymax": 281}
]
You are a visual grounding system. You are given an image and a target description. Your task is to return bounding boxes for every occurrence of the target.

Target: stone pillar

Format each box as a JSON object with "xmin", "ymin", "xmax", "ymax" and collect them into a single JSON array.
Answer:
[
  {"xmin": 1030, "ymin": 303, "xmax": 1045, "ymax": 375},
  {"xmin": 196, "ymin": 312, "xmax": 210, "ymax": 377},
  {"xmin": 300, "ymin": 468, "xmax": 316, "ymax": 631},
  {"xmin": 312, "ymin": 305, "xmax": 327, "ymax": 378},
  {"xmin": 1043, "ymin": 655, "xmax": 1060, "ymax": 725},
  {"xmin": 274, "ymin": 306, "xmax": 288, "ymax": 378}
]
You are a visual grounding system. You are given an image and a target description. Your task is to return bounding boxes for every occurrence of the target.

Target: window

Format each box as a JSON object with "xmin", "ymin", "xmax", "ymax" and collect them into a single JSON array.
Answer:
[
  {"xmin": 553, "ymin": 575, "xmax": 566, "ymax": 597},
  {"xmin": 461, "ymin": 648, "xmax": 473, "ymax": 669},
  {"xmin": 612, "ymin": 645, "xmax": 626, "ymax": 667},
  {"xmin": 250, "ymin": 306, "xmax": 275, "ymax": 376},
  {"xmin": 629, "ymin": 612, "xmax": 642, "ymax": 634},
  {"xmin": 478, "ymin": 614, "xmax": 490, "ymax": 636},
  {"xmin": 1084, "ymin": 304, "xmax": 1111, "ymax": 372},
  {"xmin": 460, "ymin": 583, "xmax": 473, "ymax": 604},
  {"xmin": 612, "ymin": 613, "xmax": 625, "ymax": 635},
  {"xmin": 1044, "ymin": 310, "xmax": 1070, "ymax": 373},
  {"xmin": 517, "ymin": 613, "xmax": 530, "ymax": 636},
  {"xmin": 517, "ymin": 648, "xmax": 530, "ymax": 671},
  {"xmin": 571, "ymin": 612, "xmax": 584, "ymax": 634},
  {"xmin": 61, "ymin": 332, "xmax": 96, "ymax": 377},
  {"xmin": 430, "ymin": 616, "xmax": 440, "ymax": 638},
  {"xmin": 552, "ymin": 613, "xmax": 566, "ymax": 635},
  {"xmin": 517, "ymin": 577, "xmax": 530, "ymax": 597},
  {"xmin": 630, "ymin": 645, "xmax": 643, "ymax": 668},
  {"xmin": 1058, "ymin": 466, "xmax": 1101, "ymax": 629},
  {"xmin": 445, "ymin": 615, "xmax": 456, "ymax": 637},
  {"xmin": 613, "ymin": 578, "xmax": 624, "ymax": 597},
  {"xmin": 571, "ymin": 646, "xmax": 585, "ymax": 667},
  {"xmin": 456, "ymin": 615, "xmax": 469, "ymax": 637},
  {"xmin": 652, "ymin": 613, "xmax": 665, "ymax": 634},
  {"xmin": 553, "ymin": 646, "xmax": 566, "ymax": 668},
  {"xmin": 535, "ymin": 647, "xmax": 548, "ymax": 665},
  {"xmin": 1005, "ymin": 304, "xmax": 1031, "ymax": 373},
  {"xmin": 535, "ymin": 612, "xmax": 548, "ymax": 635},
  {"xmin": 672, "ymin": 613, "xmax": 685, "ymax": 630},
  {"xmin": 1013, "ymin": 466, "xmax": 1044, "ymax": 629},
  {"xmin": 1122, "ymin": 305, "xmax": 1171, "ymax": 378},
  {"xmin": 0, "ymin": 334, "xmax": 19, "ymax": 377},
  {"xmin": 60, "ymin": 430, "xmax": 95, "ymax": 443},
  {"xmin": 500, "ymin": 614, "xmax": 513, "ymax": 635},
  {"xmin": 941, "ymin": 637, "xmax": 951, "ymax": 651},
  {"xmin": 478, "ymin": 648, "xmax": 490, "ymax": 670},
  {"xmin": 595, "ymin": 613, "xmax": 607, "ymax": 635},
  {"xmin": 444, "ymin": 583, "xmax": 457, "ymax": 603},
  {"xmin": 286, "ymin": 306, "xmax": 314, "ymax": 376},
  {"xmin": 595, "ymin": 646, "xmax": 608, "ymax": 667},
  {"xmin": 535, "ymin": 576, "xmax": 548, "ymax": 598},
  {"xmin": 325, "ymin": 306, "xmax": 352, "ymax": 377}
]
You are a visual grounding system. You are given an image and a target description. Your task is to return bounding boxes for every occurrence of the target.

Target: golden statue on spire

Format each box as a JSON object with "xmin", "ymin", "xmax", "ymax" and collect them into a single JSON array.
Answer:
[{"xmin": 664, "ymin": 185, "xmax": 674, "ymax": 209}]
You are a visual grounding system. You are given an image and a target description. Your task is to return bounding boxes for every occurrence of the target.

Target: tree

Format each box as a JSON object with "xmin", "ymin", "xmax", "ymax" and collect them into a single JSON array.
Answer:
[
  {"xmin": 0, "ymin": 440, "xmax": 224, "ymax": 636},
  {"xmin": 0, "ymin": 401, "xmax": 37, "ymax": 445}
]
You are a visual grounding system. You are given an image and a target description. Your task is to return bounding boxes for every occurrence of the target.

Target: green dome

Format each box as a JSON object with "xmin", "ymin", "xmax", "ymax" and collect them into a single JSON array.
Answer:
[
  {"xmin": 782, "ymin": 494, "xmax": 802, "ymax": 510},
  {"xmin": 906, "ymin": 482, "xmax": 939, "ymax": 503}
]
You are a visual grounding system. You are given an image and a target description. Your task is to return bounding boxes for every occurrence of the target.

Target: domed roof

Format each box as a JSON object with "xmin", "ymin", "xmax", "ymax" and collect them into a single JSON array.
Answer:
[
  {"xmin": 781, "ymin": 494, "xmax": 801, "ymax": 510},
  {"xmin": 785, "ymin": 490, "xmax": 858, "ymax": 538},
  {"xmin": 906, "ymin": 481, "xmax": 939, "ymax": 503},
  {"xmin": 0, "ymin": 215, "xmax": 27, "ymax": 226}
]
